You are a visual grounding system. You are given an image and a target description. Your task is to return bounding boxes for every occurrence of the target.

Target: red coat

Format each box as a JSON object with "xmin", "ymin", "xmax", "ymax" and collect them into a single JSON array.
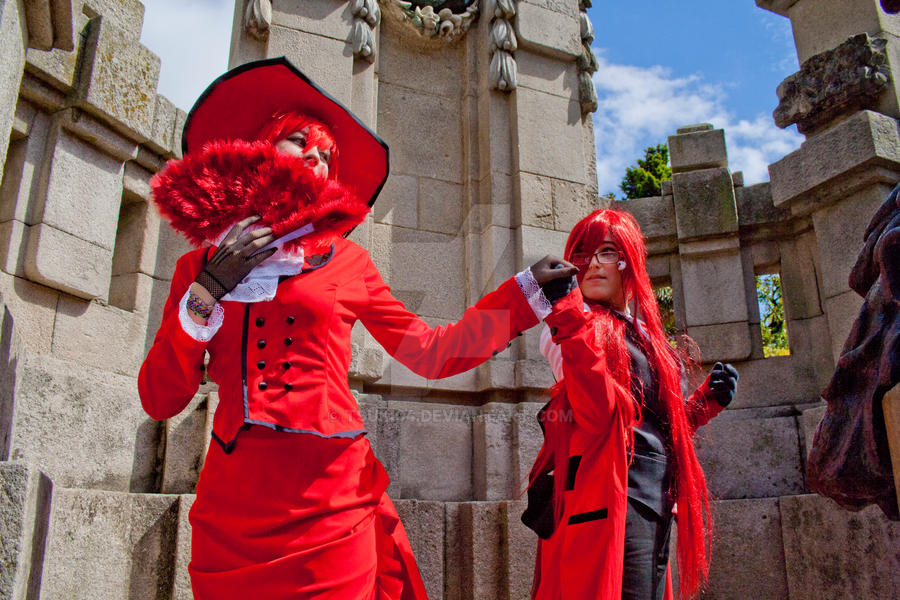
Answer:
[
  {"xmin": 139, "ymin": 236, "xmax": 538, "ymax": 599},
  {"xmin": 532, "ymin": 289, "xmax": 722, "ymax": 600}
]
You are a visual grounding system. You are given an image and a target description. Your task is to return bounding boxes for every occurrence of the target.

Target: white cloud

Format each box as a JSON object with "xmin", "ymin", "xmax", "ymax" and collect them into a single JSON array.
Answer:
[
  {"xmin": 140, "ymin": 0, "xmax": 235, "ymax": 111},
  {"xmin": 591, "ymin": 51, "xmax": 803, "ymax": 196}
]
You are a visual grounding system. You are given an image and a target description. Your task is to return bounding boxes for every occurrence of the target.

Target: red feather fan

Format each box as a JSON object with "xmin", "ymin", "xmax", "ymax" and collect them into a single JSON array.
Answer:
[{"xmin": 149, "ymin": 140, "xmax": 370, "ymax": 251}]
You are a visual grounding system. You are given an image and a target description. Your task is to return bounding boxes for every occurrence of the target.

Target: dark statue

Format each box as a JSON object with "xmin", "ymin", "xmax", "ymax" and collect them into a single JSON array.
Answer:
[{"xmin": 806, "ymin": 183, "xmax": 900, "ymax": 520}]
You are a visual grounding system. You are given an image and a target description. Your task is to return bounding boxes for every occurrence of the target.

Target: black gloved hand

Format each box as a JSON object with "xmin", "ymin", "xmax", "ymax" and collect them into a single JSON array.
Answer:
[
  {"xmin": 530, "ymin": 255, "xmax": 578, "ymax": 305},
  {"xmin": 195, "ymin": 215, "xmax": 277, "ymax": 301},
  {"xmin": 707, "ymin": 362, "xmax": 739, "ymax": 407}
]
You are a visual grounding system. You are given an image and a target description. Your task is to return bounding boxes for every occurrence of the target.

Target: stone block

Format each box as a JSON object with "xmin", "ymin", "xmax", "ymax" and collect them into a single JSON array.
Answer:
[
  {"xmin": 147, "ymin": 94, "xmax": 177, "ymax": 155},
  {"xmin": 0, "ymin": 463, "xmax": 51, "ymax": 600},
  {"xmin": 0, "ymin": 219, "xmax": 29, "ymax": 277},
  {"xmin": 688, "ymin": 321, "xmax": 752, "ymax": 368},
  {"xmin": 23, "ymin": 11, "xmax": 84, "ymax": 91},
  {"xmin": 271, "ymin": 0, "xmax": 354, "ymax": 42},
  {"xmin": 799, "ymin": 403, "xmax": 827, "ymax": 462},
  {"xmin": 377, "ymin": 82, "xmax": 463, "ymax": 183},
  {"xmin": 701, "ymin": 498, "xmax": 788, "ymax": 600},
  {"xmin": 473, "ymin": 403, "xmax": 515, "ymax": 500},
  {"xmin": 123, "ymin": 160, "xmax": 152, "ymax": 202},
  {"xmin": 459, "ymin": 502, "xmax": 505, "ymax": 599},
  {"xmin": 511, "ymin": 401, "xmax": 544, "ymax": 485},
  {"xmin": 616, "ymin": 196, "xmax": 676, "ymax": 241},
  {"xmin": 172, "ymin": 494, "xmax": 195, "ymax": 600},
  {"xmin": 379, "ymin": 18, "xmax": 464, "ymax": 99},
  {"xmin": 785, "ymin": 315, "xmax": 835, "ymax": 391},
  {"xmin": 672, "ymin": 167, "xmax": 738, "ymax": 239},
  {"xmin": 516, "ymin": 3, "xmax": 581, "ymax": 58},
  {"xmin": 778, "ymin": 231, "xmax": 823, "ymax": 320},
  {"xmin": 374, "ymin": 173, "xmax": 418, "ymax": 228},
  {"xmin": 22, "ymin": 0, "xmax": 52, "ymax": 50},
  {"xmin": 786, "ymin": 0, "xmax": 900, "ymax": 63},
  {"xmin": 419, "ymin": 178, "xmax": 463, "ymax": 235},
  {"xmin": 40, "ymin": 490, "xmax": 179, "ymax": 600},
  {"xmin": 394, "ymin": 499, "xmax": 445, "ymax": 600},
  {"xmin": 518, "ymin": 225, "xmax": 569, "ymax": 268},
  {"xmin": 748, "ymin": 240, "xmax": 780, "ymax": 274},
  {"xmin": 35, "ymin": 126, "xmax": 124, "ymax": 250},
  {"xmin": 502, "ymin": 499, "xmax": 538, "ymax": 600},
  {"xmin": 388, "ymin": 401, "xmax": 474, "ymax": 501},
  {"xmin": 476, "ymin": 225, "xmax": 516, "ymax": 294},
  {"xmin": 0, "ymin": 272, "xmax": 59, "ymax": 355},
  {"xmin": 83, "ymin": 0, "xmax": 145, "ymax": 40},
  {"xmin": 0, "ymin": 7, "xmax": 28, "ymax": 213},
  {"xmin": 779, "ymin": 494, "xmax": 900, "ymax": 600},
  {"xmin": 516, "ymin": 356, "xmax": 555, "ymax": 389},
  {"xmin": 769, "ymin": 110, "xmax": 900, "ymax": 211},
  {"xmin": 552, "ymin": 178, "xmax": 596, "ymax": 232},
  {"xmin": 727, "ymin": 355, "xmax": 820, "ymax": 409},
  {"xmin": 517, "ymin": 172, "xmax": 554, "ymax": 229},
  {"xmin": 516, "ymin": 49, "xmax": 580, "ymax": 99},
  {"xmin": 173, "ymin": 108, "xmax": 187, "ymax": 159},
  {"xmin": 268, "ymin": 24, "xmax": 353, "ymax": 107},
  {"xmin": 349, "ymin": 323, "xmax": 386, "ymax": 383},
  {"xmin": 24, "ymin": 224, "xmax": 112, "ymax": 300},
  {"xmin": 7, "ymin": 349, "xmax": 160, "ymax": 491},
  {"xmin": 668, "ymin": 127, "xmax": 728, "ymax": 173},
  {"xmin": 51, "ymin": 292, "xmax": 149, "ymax": 377},
  {"xmin": 161, "ymin": 393, "xmax": 213, "ymax": 494},
  {"xmin": 694, "ymin": 414, "xmax": 806, "ymax": 499},
  {"xmin": 811, "ymin": 182, "xmax": 890, "ymax": 300},
  {"xmin": 679, "ymin": 249, "xmax": 749, "ymax": 326},
  {"xmin": 152, "ymin": 218, "xmax": 193, "ymax": 282},
  {"xmin": 370, "ymin": 223, "xmax": 465, "ymax": 320},
  {"xmin": 823, "ymin": 289, "xmax": 864, "ymax": 363},
  {"xmin": 515, "ymin": 87, "xmax": 586, "ymax": 184},
  {"xmin": 736, "ymin": 182, "xmax": 788, "ymax": 226},
  {"xmin": 477, "ymin": 93, "xmax": 514, "ymax": 180},
  {"xmin": 77, "ymin": 17, "xmax": 160, "ymax": 142},
  {"xmin": 444, "ymin": 502, "xmax": 464, "ymax": 600}
]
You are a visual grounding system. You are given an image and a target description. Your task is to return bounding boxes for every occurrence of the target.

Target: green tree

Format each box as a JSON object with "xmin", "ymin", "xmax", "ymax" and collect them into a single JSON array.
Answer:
[
  {"xmin": 757, "ymin": 274, "xmax": 789, "ymax": 357},
  {"xmin": 620, "ymin": 144, "xmax": 672, "ymax": 200}
]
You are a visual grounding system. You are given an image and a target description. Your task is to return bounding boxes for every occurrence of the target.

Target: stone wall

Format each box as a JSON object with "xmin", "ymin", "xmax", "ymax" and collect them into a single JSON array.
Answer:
[{"xmin": 0, "ymin": 0, "xmax": 898, "ymax": 599}]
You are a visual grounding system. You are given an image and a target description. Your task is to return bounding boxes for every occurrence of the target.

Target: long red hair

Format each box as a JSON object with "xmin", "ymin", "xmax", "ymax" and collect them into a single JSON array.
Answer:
[{"xmin": 529, "ymin": 208, "xmax": 712, "ymax": 599}]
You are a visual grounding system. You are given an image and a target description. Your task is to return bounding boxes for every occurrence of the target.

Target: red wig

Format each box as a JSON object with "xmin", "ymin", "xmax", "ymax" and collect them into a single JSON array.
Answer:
[
  {"xmin": 530, "ymin": 208, "xmax": 712, "ymax": 599},
  {"xmin": 256, "ymin": 112, "xmax": 339, "ymax": 178}
]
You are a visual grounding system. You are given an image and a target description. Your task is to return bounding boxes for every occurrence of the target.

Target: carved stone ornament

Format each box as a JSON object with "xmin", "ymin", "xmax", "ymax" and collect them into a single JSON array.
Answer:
[
  {"xmin": 350, "ymin": 0, "xmax": 380, "ymax": 61},
  {"xmin": 576, "ymin": 9, "xmax": 597, "ymax": 114},
  {"xmin": 383, "ymin": 0, "xmax": 479, "ymax": 42},
  {"xmin": 774, "ymin": 33, "xmax": 891, "ymax": 135},
  {"xmin": 489, "ymin": 18, "xmax": 517, "ymax": 52},
  {"xmin": 490, "ymin": 50, "xmax": 517, "ymax": 91},
  {"xmin": 351, "ymin": 0, "xmax": 382, "ymax": 26},
  {"xmin": 244, "ymin": 0, "xmax": 272, "ymax": 41},
  {"xmin": 486, "ymin": 0, "xmax": 516, "ymax": 91}
]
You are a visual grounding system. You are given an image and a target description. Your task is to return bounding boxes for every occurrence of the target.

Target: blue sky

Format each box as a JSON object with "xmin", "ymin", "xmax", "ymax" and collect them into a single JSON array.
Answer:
[{"xmin": 140, "ymin": 1, "xmax": 804, "ymax": 194}]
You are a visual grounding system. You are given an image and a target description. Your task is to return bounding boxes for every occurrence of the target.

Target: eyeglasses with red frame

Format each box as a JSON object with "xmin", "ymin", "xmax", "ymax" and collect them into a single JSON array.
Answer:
[{"xmin": 570, "ymin": 249, "xmax": 622, "ymax": 269}]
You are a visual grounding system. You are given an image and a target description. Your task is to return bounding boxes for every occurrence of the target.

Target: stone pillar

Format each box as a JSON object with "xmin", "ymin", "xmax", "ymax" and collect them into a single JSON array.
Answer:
[
  {"xmin": 0, "ymin": 463, "xmax": 52, "ymax": 600},
  {"xmin": 0, "ymin": 0, "xmax": 27, "ymax": 172},
  {"xmin": 667, "ymin": 124, "xmax": 753, "ymax": 362},
  {"xmin": 760, "ymin": 0, "xmax": 900, "ymax": 361}
]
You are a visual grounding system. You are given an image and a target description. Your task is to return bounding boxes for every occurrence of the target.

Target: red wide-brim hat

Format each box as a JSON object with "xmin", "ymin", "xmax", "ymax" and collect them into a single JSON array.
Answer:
[{"xmin": 181, "ymin": 57, "xmax": 389, "ymax": 208}]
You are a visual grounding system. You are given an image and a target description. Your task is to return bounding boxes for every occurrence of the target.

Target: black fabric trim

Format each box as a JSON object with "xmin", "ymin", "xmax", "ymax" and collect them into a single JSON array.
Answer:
[
  {"xmin": 568, "ymin": 508, "xmax": 608, "ymax": 525},
  {"xmin": 566, "ymin": 455, "xmax": 583, "ymax": 491},
  {"xmin": 241, "ymin": 304, "xmax": 250, "ymax": 420},
  {"xmin": 211, "ymin": 424, "xmax": 250, "ymax": 454}
]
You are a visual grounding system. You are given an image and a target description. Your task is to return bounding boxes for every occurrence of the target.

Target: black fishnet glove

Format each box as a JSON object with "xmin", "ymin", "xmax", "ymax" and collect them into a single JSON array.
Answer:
[
  {"xmin": 194, "ymin": 215, "xmax": 277, "ymax": 301},
  {"xmin": 530, "ymin": 255, "xmax": 578, "ymax": 305},
  {"xmin": 707, "ymin": 362, "xmax": 739, "ymax": 407}
]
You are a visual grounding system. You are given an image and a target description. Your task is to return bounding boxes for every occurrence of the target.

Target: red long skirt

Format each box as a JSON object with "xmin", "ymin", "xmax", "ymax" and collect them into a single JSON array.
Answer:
[{"xmin": 188, "ymin": 426, "xmax": 428, "ymax": 599}]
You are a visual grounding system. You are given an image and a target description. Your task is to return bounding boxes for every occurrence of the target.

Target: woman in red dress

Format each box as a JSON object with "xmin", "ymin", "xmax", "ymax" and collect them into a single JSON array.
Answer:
[
  {"xmin": 521, "ymin": 209, "xmax": 739, "ymax": 600},
  {"xmin": 139, "ymin": 58, "xmax": 574, "ymax": 600}
]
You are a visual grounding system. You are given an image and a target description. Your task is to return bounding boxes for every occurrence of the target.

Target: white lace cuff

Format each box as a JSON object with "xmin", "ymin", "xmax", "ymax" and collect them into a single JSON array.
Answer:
[
  {"xmin": 178, "ymin": 290, "xmax": 225, "ymax": 342},
  {"xmin": 515, "ymin": 268, "xmax": 553, "ymax": 321}
]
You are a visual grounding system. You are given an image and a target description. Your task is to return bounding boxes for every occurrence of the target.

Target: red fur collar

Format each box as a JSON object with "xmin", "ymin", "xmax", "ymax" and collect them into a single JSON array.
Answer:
[{"xmin": 150, "ymin": 140, "xmax": 370, "ymax": 251}]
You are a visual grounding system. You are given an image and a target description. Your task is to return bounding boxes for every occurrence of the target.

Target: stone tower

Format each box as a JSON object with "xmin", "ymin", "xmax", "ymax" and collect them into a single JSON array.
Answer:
[{"xmin": 0, "ymin": 0, "xmax": 897, "ymax": 599}]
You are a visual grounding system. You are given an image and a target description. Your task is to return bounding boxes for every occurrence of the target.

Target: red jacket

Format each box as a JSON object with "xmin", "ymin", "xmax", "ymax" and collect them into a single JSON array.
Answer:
[
  {"xmin": 139, "ymin": 237, "xmax": 538, "ymax": 449},
  {"xmin": 532, "ymin": 289, "xmax": 723, "ymax": 600}
]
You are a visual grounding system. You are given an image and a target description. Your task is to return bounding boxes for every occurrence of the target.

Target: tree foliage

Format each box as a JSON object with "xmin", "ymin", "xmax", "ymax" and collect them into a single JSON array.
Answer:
[
  {"xmin": 757, "ymin": 274, "xmax": 789, "ymax": 357},
  {"xmin": 620, "ymin": 144, "xmax": 672, "ymax": 200}
]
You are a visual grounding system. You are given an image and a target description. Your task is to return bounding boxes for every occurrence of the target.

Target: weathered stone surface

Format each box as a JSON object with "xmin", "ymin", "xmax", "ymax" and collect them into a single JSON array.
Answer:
[
  {"xmin": 83, "ymin": 0, "xmax": 145, "ymax": 40},
  {"xmin": 161, "ymin": 393, "xmax": 212, "ymax": 494},
  {"xmin": 268, "ymin": 24, "xmax": 353, "ymax": 106},
  {"xmin": 40, "ymin": 490, "xmax": 179, "ymax": 600},
  {"xmin": 419, "ymin": 177, "xmax": 463, "ymax": 235},
  {"xmin": 515, "ymin": 88, "xmax": 586, "ymax": 184},
  {"xmin": 271, "ymin": 0, "xmax": 354, "ymax": 42},
  {"xmin": 774, "ymin": 34, "xmax": 891, "ymax": 135},
  {"xmin": 823, "ymin": 289, "xmax": 864, "ymax": 362},
  {"xmin": 518, "ymin": 172, "xmax": 554, "ymax": 229},
  {"xmin": 552, "ymin": 177, "xmax": 597, "ymax": 232},
  {"xmin": 701, "ymin": 498, "xmax": 788, "ymax": 600},
  {"xmin": 395, "ymin": 499, "xmax": 445, "ymax": 600},
  {"xmin": 729, "ymin": 355, "xmax": 820, "ymax": 409},
  {"xmin": 474, "ymin": 224, "xmax": 515, "ymax": 294},
  {"xmin": 0, "ymin": 463, "xmax": 51, "ymax": 600},
  {"xmin": 377, "ymin": 82, "xmax": 463, "ymax": 184},
  {"xmin": 387, "ymin": 401, "xmax": 474, "ymax": 500},
  {"xmin": 679, "ymin": 250, "xmax": 748, "ymax": 326},
  {"xmin": 695, "ymin": 414, "xmax": 806, "ymax": 499},
  {"xmin": 799, "ymin": 402, "xmax": 827, "ymax": 462},
  {"xmin": 736, "ymin": 182, "xmax": 788, "ymax": 226},
  {"xmin": 516, "ymin": 49, "xmax": 580, "ymax": 99},
  {"xmin": 0, "ymin": 5, "xmax": 30, "ymax": 216},
  {"xmin": 147, "ymin": 94, "xmax": 177, "ymax": 155},
  {"xmin": 502, "ymin": 499, "xmax": 538, "ymax": 600},
  {"xmin": 379, "ymin": 18, "xmax": 464, "ymax": 99},
  {"xmin": 516, "ymin": 3, "xmax": 581, "ymax": 58},
  {"xmin": 473, "ymin": 403, "xmax": 515, "ymax": 500},
  {"xmin": 77, "ymin": 17, "xmax": 160, "ymax": 142},
  {"xmin": 23, "ymin": 8, "xmax": 85, "ymax": 91},
  {"xmin": 518, "ymin": 224, "xmax": 569, "ymax": 268},
  {"xmin": 785, "ymin": 315, "xmax": 835, "ymax": 391},
  {"xmin": 0, "ymin": 219, "xmax": 29, "ymax": 277},
  {"xmin": 0, "ymin": 272, "xmax": 59, "ymax": 355},
  {"xmin": 616, "ymin": 196, "xmax": 676, "ymax": 241},
  {"xmin": 672, "ymin": 167, "xmax": 738, "ymax": 239},
  {"xmin": 780, "ymin": 494, "xmax": 900, "ymax": 600},
  {"xmin": 374, "ymin": 173, "xmax": 418, "ymax": 228},
  {"xmin": 459, "ymin": 502, "xmax": 505, "ymax": 599},
  {"xmin": 785, "ymin": 0, "xmax": 900, "ymax": 63},
  {"xmin": 511, "ymin": 402, "xmax": 543, "ymax": 485},
  {"xmin": 778, "ymin": 230, "xmax": 823, "ymax": 320},
  {"xmin": 24, "ymin": 224, "xmax": 112, "ymax": 300},
  {"xmin": 7, "ymin": 349, "xmax": 160, "ymax": 491},
  {"xmin": 171, "ymin": 493, "xmax": 195, "ymax": 600},
  {"xmin": 687, "ymin": 321, "xmax": 753, "ymax": 363},
  {"xmin": 668, "ymin": 127, "xmax": 728, "ymax": 173},
  {"xmin": 769, "ymin": 110, "xmax": 900, "ymax": 210}
]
